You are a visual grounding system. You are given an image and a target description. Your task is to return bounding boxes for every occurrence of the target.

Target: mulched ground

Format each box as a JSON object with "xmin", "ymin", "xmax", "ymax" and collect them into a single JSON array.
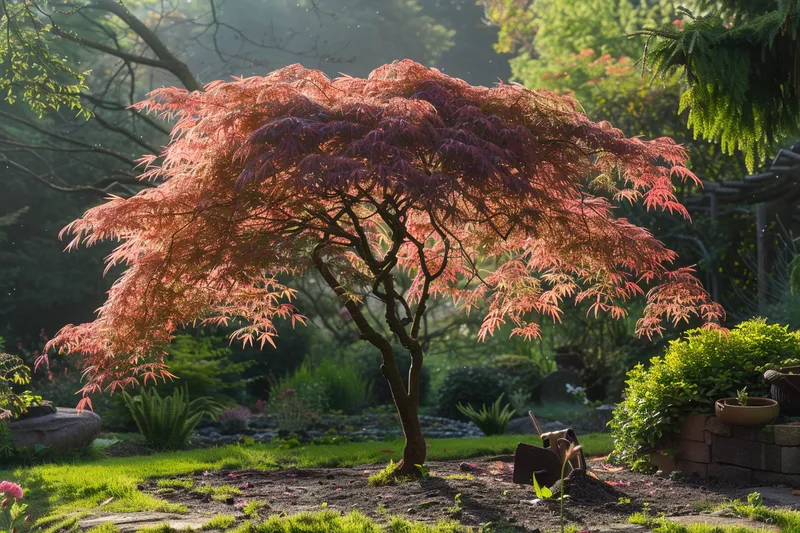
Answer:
[{"xmin": 141, "ymin": 456, "xmax": 765, "ymax": 532}]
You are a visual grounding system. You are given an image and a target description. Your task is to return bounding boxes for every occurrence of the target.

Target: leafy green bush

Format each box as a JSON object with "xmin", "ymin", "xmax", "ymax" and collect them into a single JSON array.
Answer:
[
  {"xmin": 273, "ymin": 358, "xmax": 372, "ymax": 414},
  {"xmin": 434, "ymin": 365, "xmax": 507, "ymax": 421},
  {"xmin": 122, "ymin": 387, "xmax": 222, "ymax": 450},
  {"xmin": 487, "ymin": 355, "xmax": 543, "ymax": 398},
  {"xmin": 162, "ymin": 334, "xmax": 254, "ymax": 402},
  {"xmin": 0, "ymin": 350, "xmax": 40, "ymax": 419},
  {"xmin": 456, "ymin": 394, "xmax": 515, "ymax": 435},
  {"xmin": 611, "ymin": 319, "xmax": 800, "ymax": 470}
]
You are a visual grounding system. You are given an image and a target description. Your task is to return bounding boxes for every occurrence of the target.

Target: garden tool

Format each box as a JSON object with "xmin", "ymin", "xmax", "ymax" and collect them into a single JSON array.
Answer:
[{"xmin": 512, "ymin": 410, "xmax": 586, "ymax": 486}]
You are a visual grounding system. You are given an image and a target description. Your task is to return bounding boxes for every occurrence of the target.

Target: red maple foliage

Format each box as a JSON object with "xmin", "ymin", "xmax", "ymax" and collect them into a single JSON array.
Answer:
[{"xmin": 46, "ymin": 60, "xmax": 722, "ymax": 473}]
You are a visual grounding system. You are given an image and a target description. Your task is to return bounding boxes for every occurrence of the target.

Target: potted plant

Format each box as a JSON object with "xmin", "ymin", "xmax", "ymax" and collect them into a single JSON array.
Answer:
[{"xmin": 715, "ymin": 388, "xmax": 779, "ymax": 426}]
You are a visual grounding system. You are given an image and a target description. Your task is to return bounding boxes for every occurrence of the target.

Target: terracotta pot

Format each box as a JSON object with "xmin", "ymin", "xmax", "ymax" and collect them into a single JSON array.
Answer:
[{"xmin": 714, "ymin": 397, "xmax": 779, "ymax": 426}]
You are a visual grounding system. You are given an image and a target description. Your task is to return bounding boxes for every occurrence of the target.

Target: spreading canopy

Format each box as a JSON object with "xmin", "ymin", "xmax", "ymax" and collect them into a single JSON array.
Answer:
[{"xmin": 46, "ymin": 60, "xmax": 723, "ymax": 407}]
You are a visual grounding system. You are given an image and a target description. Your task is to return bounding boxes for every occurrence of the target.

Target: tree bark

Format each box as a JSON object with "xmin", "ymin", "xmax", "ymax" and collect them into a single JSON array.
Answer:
[
  {"xmin": 379, "ymin": 346, "xmax": 426, "ymax": 474},
  {"xmin": 312, "ymin": 245, "xmax": 426, "ymax": 476}
]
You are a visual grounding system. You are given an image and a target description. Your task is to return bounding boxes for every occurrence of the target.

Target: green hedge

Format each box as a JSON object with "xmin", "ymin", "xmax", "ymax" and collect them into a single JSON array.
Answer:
[{"xmin": 610, "ymin": 319, "xmax": 800, "ymax": 471}]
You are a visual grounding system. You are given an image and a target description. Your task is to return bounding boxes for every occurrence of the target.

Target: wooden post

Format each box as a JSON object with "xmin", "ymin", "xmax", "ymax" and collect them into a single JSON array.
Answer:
[{"xmin": 757, "ymin": 202, "xmax": 769, "ymax": 310}]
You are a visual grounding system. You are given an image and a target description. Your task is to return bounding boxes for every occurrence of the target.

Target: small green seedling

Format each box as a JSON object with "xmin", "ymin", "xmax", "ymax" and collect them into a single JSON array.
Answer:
[
  {"xmin": 618, "ymin": 497, "xmax": 631, "ymax": 505},
  {"xmin": 737, "ymin": 388, "xmax": 749, "ymax": 406},
  {"xmin": 747, "ymin": 491, "xmax": 763, "ymax": 507},
  {"xmin": 532, "ymin": 473, "xmax": 553, "ymax": 500},
  {"xmin": 447, "ymin": 493, "xmax": 463, "ymax": 515}
]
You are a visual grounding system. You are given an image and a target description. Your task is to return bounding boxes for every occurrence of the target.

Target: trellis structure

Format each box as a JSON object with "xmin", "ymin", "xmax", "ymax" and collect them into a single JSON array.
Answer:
[{"xmin": 687, "ymin": 143, "xmax": 800, "ymax": 307}]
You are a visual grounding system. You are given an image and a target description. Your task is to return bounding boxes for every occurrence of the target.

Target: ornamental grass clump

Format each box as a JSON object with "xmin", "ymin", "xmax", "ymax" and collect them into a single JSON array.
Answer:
[
  {"xmin": 46, "ymin": 60, "xmax": 722, "ymax": 477},
  {"xmin": 456, "ymin": 394, "xmax": 515, "ymax": 435},
  {"xmin": 611, "ymin": 319, "xmax": 800, "ymax": 471}
]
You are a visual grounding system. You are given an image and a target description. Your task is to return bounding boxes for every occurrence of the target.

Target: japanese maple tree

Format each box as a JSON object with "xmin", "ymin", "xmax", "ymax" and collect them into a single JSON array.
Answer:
[{"xmin": 46, "ymin": 60, "xmax": 723, "ymax": 474}]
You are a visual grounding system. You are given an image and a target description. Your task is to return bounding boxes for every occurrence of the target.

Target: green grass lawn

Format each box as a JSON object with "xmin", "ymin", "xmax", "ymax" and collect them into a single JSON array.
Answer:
[{"xmin": 6, "ymin": 434, "xmax": 613, "ymax": 526}]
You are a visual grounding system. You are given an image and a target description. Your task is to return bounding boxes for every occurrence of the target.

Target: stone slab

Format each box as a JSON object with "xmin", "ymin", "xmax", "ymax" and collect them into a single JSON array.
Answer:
[
  {"xmin": 782, "ymin": 446, "xmax": 800, "ymax": 474},
  {"xmin": 731, "ymin": 425, "xmax": 775, "ymax": 444},
  {"xmin": 712, "ymin": 435, "xmax": 781, "ymax": 472},
  {"xmin": 670, "ymin": 514, "xmax": 778, "ymax": 532},
  {"xmin": 774, "ymin": 424, "xmax": 800, "ymax": 446},
  {"xmin": 707, "ymin": 463, "xmax": 753, "ymax": 484},
  {"xmin": 676, "ymin": 460, "xmax": 708, "ymax": 477},
  {"xmin": 742, "ymin": 486, "xmax": 800, "ymax": 507},
  {"xmin": 9, "ymin": 407, "xmax": 101, "ymax": 454},
  {"xmin": 705, "ymin": 416, "xmax": 732, "ymax": 437},
  {"xmin": 649, "ymin": 451, "xmax": 677, "ymax": 474},
  {"xmin": 677, "ymin": 440, "xmax": 711, "ymax": 463},
  {"xmin": 679, "ymin": 414, "xmax": 711, "ymax": 442},
  {"xmin": 752, "ymin": 469, "xmax": 800, "ymax": 488},
  {"xmin": 80, "ymin": 513, "xmax": 211, "ymax": 532}
]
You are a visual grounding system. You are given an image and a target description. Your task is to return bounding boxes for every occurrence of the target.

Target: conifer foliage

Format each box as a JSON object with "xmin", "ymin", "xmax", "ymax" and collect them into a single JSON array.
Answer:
[
  {"xmin": 639, "ymin": 2, "xmax": 800, "ymax": 170},
  {"xmin": 46, "ymin": 60, "xmax": 722, "ymax": 473}
]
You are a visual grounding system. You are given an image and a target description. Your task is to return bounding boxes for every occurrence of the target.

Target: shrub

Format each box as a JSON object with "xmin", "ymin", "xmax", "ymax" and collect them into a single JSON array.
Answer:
[
  {"xmin": 611, "ymin": 319, "xmax": 800, "ymax": 470},
  {"xmin": 487, "ymin": 355, "xmax": 543, "ymax": 398},
  {"xmin": 217, "ymin": 406, "xmax": 252, "ymax": 434},
  {"xmin": 273, "ymin": 358, "xmax": 372, "ymax": 414},
  {"xmin": 456, "ymin": 394, "xmax": 515, "ymax": 435},
  {"xmin": 0, "ymin": 350, "xmax": 40, "ymax": 419},
  {"xmin": 270, "ymin": 387, "xmax": 316, "ymax": 434},
  {"xmin": 434, "ymin": 365, "xmax": 507, "ymax": 421},
  {"xmin": 122, "ymin": 387, "xmax": 222, "ymax": 450},
  {"xmin": 162, "ymin": 334, "xmax": 253, "ymax": 402}
]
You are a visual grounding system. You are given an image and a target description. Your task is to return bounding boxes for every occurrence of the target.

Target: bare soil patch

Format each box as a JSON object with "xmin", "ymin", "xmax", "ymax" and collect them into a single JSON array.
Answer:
[{"xmin": 140, "ymin": 457, "xmax": 771, "ymax": 531}]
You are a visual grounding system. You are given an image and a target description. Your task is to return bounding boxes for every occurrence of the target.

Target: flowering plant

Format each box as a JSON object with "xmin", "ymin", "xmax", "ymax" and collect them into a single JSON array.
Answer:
[{"xmin": 0, "ymin": 481, "xmax": 29, "ymax": 533}]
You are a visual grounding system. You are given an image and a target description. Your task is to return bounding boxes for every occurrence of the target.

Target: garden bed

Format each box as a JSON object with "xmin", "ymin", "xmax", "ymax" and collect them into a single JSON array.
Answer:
[{"xmin": 138, "ymin": 457, "xmax": 771, "ymax": 532}]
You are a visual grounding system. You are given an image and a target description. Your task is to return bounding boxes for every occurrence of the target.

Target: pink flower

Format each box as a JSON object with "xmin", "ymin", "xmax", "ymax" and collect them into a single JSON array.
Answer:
[
  {"xmin": 234, "ymin": 501, "xmax": 247, "ymax": 510},
  {"xmin": 0, "ymin": 482, "xmax": 23, "ymax": 500}
]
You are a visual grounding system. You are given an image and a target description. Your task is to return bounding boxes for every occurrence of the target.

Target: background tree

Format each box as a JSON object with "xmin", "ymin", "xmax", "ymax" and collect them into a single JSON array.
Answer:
[
  {"xmin": 640, "ymin": 0, "xmax": 800, "ymax": 170},
  {"xmin": 46, "ymin": 60, "xmax": 721, "ymax": 473}
]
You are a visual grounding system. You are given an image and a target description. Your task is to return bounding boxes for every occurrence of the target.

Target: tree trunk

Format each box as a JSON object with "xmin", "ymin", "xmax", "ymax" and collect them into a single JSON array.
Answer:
[
  {"xmin": 397, "ymin": 404, "xmax": 426, "ymax": 473},
  {"xmin": 379, "ymin": 353, "xmax": 426, "ymax": 476}
]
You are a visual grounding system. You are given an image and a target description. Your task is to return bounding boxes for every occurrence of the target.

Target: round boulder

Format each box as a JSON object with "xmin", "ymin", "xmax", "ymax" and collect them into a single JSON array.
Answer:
[{"xmin": 9, "ymin": 407, "xmax": 101, "ymax": 454}]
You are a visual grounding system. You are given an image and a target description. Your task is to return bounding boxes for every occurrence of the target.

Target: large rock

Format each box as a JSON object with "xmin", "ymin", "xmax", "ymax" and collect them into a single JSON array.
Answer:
[{"xmin": 9, "ymin": 407, "xmax": 101, "ymax": 453}]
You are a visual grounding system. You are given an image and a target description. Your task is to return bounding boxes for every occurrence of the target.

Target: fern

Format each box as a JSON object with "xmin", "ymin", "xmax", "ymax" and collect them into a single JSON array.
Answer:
[
  {"xmin": 122, "ymin": 387, "xmax": 222, "ymax": 450},
  {"xmin": 456, "ymin": 394, "xmax": 515, "ymax": 436},
  {"xmin": 638, "ymin": 3, "xmax": 800, "ymax": 171}
]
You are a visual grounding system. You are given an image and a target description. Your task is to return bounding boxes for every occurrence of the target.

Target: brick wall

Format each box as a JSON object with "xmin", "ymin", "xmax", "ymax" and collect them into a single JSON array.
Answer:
[{"xmin": 649, "ymin": 414, "xmax": 800, "ymax": 486}]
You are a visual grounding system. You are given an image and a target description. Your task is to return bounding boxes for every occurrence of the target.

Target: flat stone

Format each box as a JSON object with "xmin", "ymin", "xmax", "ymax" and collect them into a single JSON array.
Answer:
[
  {"xmin": 782, "ymin": 446, "xmax": 800, "ymax": 474},
  {"xmin": 670, "ymin": 514, "xmax": 779, "ymax": 532},
  {"xmin": 649, "ymin": 451, "xmax": 677, "ymax": 474},
  {"xmin": 679, "ymin": 414, "xmax": 711, "ymax": 442},
  {"xmin": 707, "ymin": 463, "xmax": 753, "ymax": 484},
  {"xmin": 80, "ymin": 513, "xmax": 210, "ymax": 532},
  {"xmin": 774, "ymin": 424, "xmax": 800, "ymax": 446},
  {"xmin": 9, "ymin": 408, "xmax": 101, "ymax": 454},
  {"xmin": 731, "ymin": 425, "xmax": 775, "ymax": 444},
  {"xmin": 705, "ymin": 416, "xmax": 732, "ymax": 437},
  {"xmin": 712, "ymin": 436, "xmax": 781, "ymax": 472},
  {"xmin": 743, "ymin": 486, "xmax": 800, "ymax": 507},
  {"xmin": 676, "ymin": 460, "xmax": 708, "ymax": 477},
  {"xmin": 752, "ymin": 469, "xmax": 800, "ymax": 488},
  {"xmin": 677, "ymin": 440, "xmax": 710, "ymax": 463}
]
